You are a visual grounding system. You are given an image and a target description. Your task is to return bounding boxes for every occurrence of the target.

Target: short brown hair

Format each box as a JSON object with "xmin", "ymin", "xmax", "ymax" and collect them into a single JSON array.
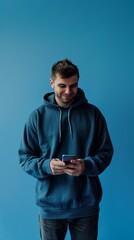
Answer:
[{"xmin": 51, "ymin": 59, "xmax": 79, "ymax": 80}]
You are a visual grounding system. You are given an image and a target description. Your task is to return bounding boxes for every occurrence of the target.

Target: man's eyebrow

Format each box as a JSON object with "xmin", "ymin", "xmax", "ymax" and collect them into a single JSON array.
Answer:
[
  {"xmin": 70, "ymin": 82, "xmax": 78, "ymax": 86},
  {"xmin": 57, "ymin": 83, "xmax": 66, "ymax": 86},
  {"xmin": 57, "ymin": 82, "xmax": 78, "ymax": 87}
]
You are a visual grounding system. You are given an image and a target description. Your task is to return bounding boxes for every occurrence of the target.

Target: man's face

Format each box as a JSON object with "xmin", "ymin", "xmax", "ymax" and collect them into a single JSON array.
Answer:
[{"xmin": 50, "ymin": 73, "xmax": 78, "ymax": 107}]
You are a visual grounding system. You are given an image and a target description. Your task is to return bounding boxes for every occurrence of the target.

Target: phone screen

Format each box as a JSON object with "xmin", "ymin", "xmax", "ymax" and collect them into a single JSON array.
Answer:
[{"xmin": 62, "ymin": 155, "xmax": 76, "ymax": 162}]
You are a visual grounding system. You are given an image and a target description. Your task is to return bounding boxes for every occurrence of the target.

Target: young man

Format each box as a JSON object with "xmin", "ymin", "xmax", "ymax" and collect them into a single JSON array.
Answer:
[{"xmin": 19, "ymin": 59, "xmax": 114, "ymax": 240}]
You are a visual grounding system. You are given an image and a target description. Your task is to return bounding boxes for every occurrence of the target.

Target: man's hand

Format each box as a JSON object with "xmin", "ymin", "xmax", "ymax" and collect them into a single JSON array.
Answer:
[
  {"xmin": 50, "ymin": 158, "xmax": 66, "ymax": 175},
  {"xmin": 50, "ymin": 158, "xmax": 85, "ymax": 176},
  {"xmin": 64, "ymin": 159, "xmax": 85, "ymax": 176}
]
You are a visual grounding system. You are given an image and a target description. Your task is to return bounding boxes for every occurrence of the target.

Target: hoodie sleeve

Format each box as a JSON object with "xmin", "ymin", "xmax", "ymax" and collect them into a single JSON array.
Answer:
[
  {"xmin": 83, "ymin": 109, "xmax": 114, "ymax": 176},
  {"xmin": 18, "ymin": 111, "xmax": 53, "ymax": 179}
]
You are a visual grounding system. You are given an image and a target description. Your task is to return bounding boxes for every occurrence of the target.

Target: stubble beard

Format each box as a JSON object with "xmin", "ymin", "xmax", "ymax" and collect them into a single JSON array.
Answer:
[{"xmin": 56, "ymin": 93, "xmax": 75, "ymax": 106}]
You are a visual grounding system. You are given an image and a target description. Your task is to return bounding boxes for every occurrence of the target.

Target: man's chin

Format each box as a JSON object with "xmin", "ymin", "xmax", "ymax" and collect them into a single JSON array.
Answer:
[
  {"xmin": 62, "ymin": 99, "xmax": 73, "ymax": 104},
  {"xmin": 62, "ymin": 96, "xmax": 74, "ymax": 102}
]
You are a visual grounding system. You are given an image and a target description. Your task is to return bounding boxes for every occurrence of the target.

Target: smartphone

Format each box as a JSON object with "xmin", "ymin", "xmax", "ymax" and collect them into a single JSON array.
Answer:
[{"xmin": 62, "ymin": 154, "xmax": 76, "ymax": 163}]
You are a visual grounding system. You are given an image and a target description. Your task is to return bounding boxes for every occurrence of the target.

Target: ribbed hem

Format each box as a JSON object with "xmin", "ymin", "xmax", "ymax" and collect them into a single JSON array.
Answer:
[{"xmin": 39, "ymin": 206, "xmax": 100, "ymax": 219}]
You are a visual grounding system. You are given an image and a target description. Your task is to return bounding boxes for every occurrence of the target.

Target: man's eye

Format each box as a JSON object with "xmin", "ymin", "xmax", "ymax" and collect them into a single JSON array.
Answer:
[
  {"xmin": 59, "ymin": 85, "xmax": 66, "ymax": 88},
  {"xmin": 71, "ymin": 84, "xmax": 78, "ymax": 88}
]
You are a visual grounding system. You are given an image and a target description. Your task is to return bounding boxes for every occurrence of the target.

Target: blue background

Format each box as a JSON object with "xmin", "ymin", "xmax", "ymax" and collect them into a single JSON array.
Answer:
[{"xmin": 0, "ymin": 0, "xmax": 134, "ymax": 239}]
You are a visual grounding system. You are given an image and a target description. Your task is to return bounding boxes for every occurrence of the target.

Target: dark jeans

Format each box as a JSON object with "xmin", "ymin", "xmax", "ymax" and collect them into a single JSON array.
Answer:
[{"xmin": 39, "ymin": 214, "xmax": 99, "ymax": 240}]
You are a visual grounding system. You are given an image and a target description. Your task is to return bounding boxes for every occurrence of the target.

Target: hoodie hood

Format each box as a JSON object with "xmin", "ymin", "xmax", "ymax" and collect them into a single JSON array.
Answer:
[{"xmin": 43, "ymin": 88, "xmax": 88, "ymax": 141}]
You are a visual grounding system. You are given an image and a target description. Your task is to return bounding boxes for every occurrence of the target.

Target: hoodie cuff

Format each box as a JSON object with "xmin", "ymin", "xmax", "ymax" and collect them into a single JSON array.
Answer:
[{"xmin": 43, "ymin": 159, "xmax": 53, "ymax": 175}]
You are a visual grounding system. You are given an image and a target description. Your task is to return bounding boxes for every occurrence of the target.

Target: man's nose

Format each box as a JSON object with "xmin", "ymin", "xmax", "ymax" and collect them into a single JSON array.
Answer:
[{"xmin": 65, "ymin": 87, "xmax": 71, "ymax": 94}]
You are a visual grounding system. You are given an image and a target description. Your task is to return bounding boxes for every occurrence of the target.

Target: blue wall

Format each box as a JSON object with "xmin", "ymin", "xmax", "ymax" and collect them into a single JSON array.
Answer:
[{"xmin": 0, "ymin": 0, "xmax": 134, "ymax": 239}]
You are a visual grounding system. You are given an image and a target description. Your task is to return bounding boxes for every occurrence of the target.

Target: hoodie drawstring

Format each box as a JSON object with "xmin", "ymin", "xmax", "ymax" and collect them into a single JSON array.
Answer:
[
  {"xmin": 59, "ymin": 108, "xmax": 62, "ymax": 142},
  {"xmin": 68, "ymin": 107, "xmax": 73, "ymax": 139},
  {"xmin": 58, "ymin": 107, "xmax": 73, "ymax": 142}
]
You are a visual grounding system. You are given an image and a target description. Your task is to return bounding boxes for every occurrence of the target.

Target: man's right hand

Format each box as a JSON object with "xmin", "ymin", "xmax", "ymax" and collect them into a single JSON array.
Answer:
[{"xmin": 50, "ymin": 158, "xmax": 66, "ymax": 175}]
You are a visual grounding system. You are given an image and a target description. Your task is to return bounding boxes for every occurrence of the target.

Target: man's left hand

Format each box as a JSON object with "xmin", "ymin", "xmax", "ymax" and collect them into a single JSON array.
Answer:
[{"xmin": 64, "ymin": 159, "xmax": 85, "ymax": 176}]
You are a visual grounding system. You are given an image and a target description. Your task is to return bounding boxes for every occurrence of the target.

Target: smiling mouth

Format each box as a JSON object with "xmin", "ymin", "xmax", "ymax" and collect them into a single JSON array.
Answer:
[
  {"xmin": 62, "ymin": 95, "xmax": 73, "ymax": 101},
  {"xmin": 63, "ymin": 94, "xmax": 73, "ymax": 98}
]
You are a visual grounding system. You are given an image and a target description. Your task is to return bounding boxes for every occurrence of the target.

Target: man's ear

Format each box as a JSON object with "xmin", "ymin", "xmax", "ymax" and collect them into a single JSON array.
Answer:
[{"xmin": 50, "ymin": 79, "xmax": 55, "ymax": 89}]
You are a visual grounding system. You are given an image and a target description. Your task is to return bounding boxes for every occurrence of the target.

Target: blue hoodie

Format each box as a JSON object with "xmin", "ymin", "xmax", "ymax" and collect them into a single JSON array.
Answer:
[{"xmin": 19, "ymin": 88, "xmax": 114, "ymax": 219}]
